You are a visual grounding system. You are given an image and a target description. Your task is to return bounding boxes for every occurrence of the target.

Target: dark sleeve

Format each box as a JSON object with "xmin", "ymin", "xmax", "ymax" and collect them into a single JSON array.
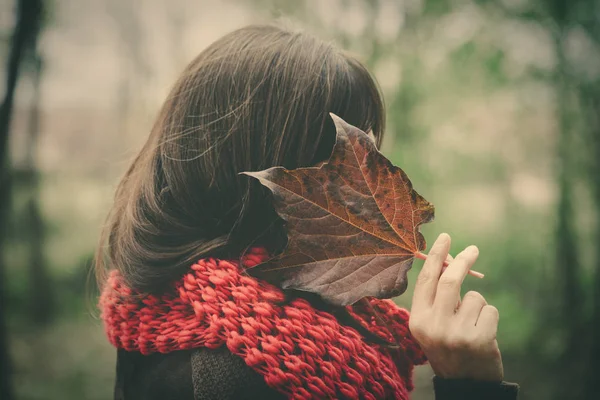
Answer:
[
  {"xmin": 191, "ymin": 346, "xmax": 285, "ymax": 400},
  {"xmin": 115, "ymin": 349, "xmax": 194, "ymax": 400},
  {"xmin": 114, "ymin": 347, "xmax": 284, "ymax": 400},
  {"xmin": 433, "ymin": 376, "xmax": 519, "ymax": 400}
]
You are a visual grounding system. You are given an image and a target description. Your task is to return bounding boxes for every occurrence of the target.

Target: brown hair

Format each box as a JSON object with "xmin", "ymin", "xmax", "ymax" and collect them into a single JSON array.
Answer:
[{"xmin": 95, "ymin": 24, "xmax": 385, "ymax": 294}]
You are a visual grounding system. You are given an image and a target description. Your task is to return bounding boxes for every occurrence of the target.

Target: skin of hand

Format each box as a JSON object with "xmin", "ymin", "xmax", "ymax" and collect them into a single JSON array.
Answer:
[{"xmin": 409, "ymin": 233, "xmax": 504, "ymax": 382}]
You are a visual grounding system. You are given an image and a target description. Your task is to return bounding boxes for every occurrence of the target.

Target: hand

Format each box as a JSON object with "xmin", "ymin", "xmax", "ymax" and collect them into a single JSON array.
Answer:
[{"xmin": 409, "ymin": 233, "xmax": 504, "ymax": 382}]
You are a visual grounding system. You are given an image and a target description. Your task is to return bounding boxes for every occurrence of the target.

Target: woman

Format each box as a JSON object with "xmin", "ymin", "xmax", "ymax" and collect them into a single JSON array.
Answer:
[{"xmin": 97, "ymin": 25, "xmax": 519, "ymax": 399}]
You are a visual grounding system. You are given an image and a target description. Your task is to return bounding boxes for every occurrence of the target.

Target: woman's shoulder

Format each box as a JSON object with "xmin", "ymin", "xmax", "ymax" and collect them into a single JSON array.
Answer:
[
  {"xmin": 191, "ymin": 346, "xmax": 285, "ymax": 400},
  {"xmin": 115, "ymin": 349, "xmax": 194, "ymax": 400},
  {"xmin": 115, "ymin": 347, "xmax": 284, "ymax": 400}
]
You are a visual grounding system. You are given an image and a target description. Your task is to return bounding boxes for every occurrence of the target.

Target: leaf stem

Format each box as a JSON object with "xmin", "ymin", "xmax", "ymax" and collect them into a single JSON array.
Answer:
[{"xmin": 414, "ymin": 252, "xmax": 485, "ymax": 278}]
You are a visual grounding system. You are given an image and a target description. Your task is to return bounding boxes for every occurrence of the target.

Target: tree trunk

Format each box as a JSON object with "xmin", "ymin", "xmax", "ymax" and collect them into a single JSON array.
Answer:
[
  {"xmin": 577, "ymin": 84, "xmax": 600, "ymax": 400},
  {"xmin": 553, "ymin": 34, "xmax": 586, "ymax": 400},
  {"xmin": 588, "ymin": 137, "xmax": 600, "ymax": 398},
  {"xmin": 576, "ymin": 5, "xmax": 600, "ymax": 399},
  {"xmin": 0, "ymin": 1, "xmax": 43, "ymax": 398},
  {"xmin": 24, "ymin": 55, "xmax": 53, "ymax": 325}
]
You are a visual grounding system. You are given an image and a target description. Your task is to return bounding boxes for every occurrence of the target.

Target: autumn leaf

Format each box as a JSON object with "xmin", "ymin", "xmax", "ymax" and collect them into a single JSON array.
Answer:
[{"xmin": 242, "ymin": 114, "xmax": 435, "ymax": 306}]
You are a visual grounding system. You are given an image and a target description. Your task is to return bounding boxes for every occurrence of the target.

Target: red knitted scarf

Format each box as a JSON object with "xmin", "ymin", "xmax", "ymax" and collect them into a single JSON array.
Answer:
[{"xmin": 100, "ymin": 248, "xmax": 427, "ymax": 400}]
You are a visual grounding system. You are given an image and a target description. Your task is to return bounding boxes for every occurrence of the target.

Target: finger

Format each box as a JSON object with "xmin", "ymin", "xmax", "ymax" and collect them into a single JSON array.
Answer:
[
  {"xmin": 476, "ymin": 305, "xmax": 499, "ymax": 339},
  {"xmin": 441, "ymin": 253, "xmax": 455, "ymax": 274},
  {"xmin": 433, "ymin": 245, "xmax": 479, "ymax": 315},
  {"xmin": 451, "ymin": 259, "xmax": 461, "ymax": 313},
  {"xmin": 453, "ymin": 279, "xmax": 461, "ymax": 313},
  {"xmin": 412, "ymin": 233, "xmax": 451, "ymax": 311},
  {"xmin": 456, "ymin": 291, "xmax": 487, "ymax": 325}
]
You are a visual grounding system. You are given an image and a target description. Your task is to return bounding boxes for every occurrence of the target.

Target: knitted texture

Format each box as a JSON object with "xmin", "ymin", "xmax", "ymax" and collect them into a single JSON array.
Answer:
[{"xmin": 100, "ymin": 248, "xmax": 427, "ymax": 400}]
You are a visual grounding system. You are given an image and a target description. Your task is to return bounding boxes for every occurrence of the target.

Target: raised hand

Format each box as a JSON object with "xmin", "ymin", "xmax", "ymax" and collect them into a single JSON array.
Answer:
[{"xmin": 409, "ymin": 233, "xmax": 503, "ymax": 382}]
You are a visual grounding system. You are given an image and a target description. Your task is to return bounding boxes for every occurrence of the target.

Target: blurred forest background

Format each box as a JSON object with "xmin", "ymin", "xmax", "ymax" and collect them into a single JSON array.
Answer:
[{"xmin": 1, "ymin": 0, "xmax": 599, "ymax": 399}]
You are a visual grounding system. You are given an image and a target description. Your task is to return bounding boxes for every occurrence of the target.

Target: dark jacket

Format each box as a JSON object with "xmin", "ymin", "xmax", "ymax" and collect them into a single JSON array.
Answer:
[{"xmin": 114, "ymin": 347, "xmax": 519, "ymax": 400}]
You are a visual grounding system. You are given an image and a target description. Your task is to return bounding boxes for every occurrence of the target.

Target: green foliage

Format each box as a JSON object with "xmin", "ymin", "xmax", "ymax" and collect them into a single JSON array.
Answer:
[
  {"xmin": 484, "ymin": 49, "xmax": 508, "ymax": 86},
  {"xmin": 422, "ymin": 0, "xmax": 452, "ymax": 17}
]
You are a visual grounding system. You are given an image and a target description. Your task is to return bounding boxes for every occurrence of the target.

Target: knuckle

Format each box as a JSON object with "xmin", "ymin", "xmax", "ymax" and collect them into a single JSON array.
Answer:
[
  {"xmin": 428, "ymin": 252, "xmax": 443, "ymax": 263},
  {"xmin": 463, "ymin": 291, "xmax": 486, "ymax": 304},
  {"xmin": 438, "ymin": 276, "xmax": 458, "ymax": 289},
  {"xmin": 417, "ymin": 272, "xmax": 433, "ymax": 286},
  {"xmin": 427, "ymin": 248, "xmax": 446, "ymax": 263},
  {"xmin": 484, "ymin": 305, "xmax": 499, "ymax": 318}
]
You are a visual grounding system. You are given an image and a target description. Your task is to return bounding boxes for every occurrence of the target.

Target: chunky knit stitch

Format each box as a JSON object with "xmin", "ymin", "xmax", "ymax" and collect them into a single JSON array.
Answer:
[{"xmin": 100, "ymin": 248, "xmax": 426, "ymax": 400}]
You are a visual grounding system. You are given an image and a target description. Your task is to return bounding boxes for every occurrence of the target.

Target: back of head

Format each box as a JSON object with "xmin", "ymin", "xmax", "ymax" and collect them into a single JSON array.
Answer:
[{"xmin": 96, "ymin": 24, "xmax": 385, "ymax": 293}]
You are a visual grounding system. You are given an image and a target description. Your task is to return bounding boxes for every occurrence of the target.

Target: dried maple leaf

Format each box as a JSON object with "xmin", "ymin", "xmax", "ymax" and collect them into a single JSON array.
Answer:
[{"xmin": 243, "ymin": 114, "xmax": 435, "ymax": 306}]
